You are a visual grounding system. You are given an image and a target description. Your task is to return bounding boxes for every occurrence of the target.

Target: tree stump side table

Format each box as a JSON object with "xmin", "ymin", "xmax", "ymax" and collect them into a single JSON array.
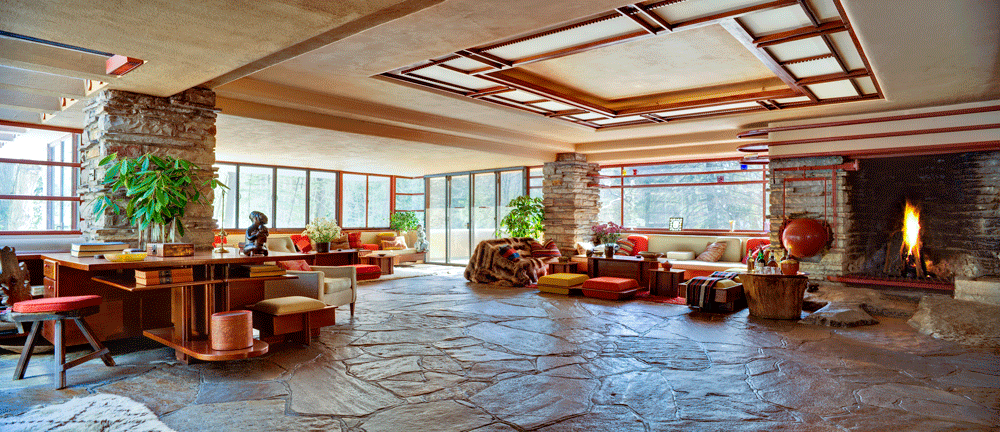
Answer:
[{"xmin": 742, "ymin": 273, "xmax": 808, "ymax": 319}]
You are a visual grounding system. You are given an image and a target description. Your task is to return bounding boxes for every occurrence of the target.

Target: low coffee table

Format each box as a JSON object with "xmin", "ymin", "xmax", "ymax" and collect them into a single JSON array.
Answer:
[
  {"xmin": 548, "ymin": 261, "xmax": 579, "ymax": 274},
  {"xmin": 361, "ymin": 254, "xmax": 394, "ymax": 275}
]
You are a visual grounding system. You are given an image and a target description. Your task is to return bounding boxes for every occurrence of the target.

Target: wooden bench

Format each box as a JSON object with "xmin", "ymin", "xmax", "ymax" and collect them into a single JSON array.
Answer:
[{"xmin": 249, "ymin": 296, "xmax": 336, "ymax": 345}]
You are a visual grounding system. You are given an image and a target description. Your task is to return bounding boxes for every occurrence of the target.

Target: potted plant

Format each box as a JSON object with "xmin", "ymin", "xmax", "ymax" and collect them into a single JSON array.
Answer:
[
  {"xmin": 496, "ymin": 196, "xmax": 545, "ymax": 239},
  {"xmin": 592, "ymin": 221, "xmax": 623, "ymax": 257},
  {"xmin": 304, "ymin": 217, "xmax": 341, "ymax": 253},
  {"xmin": 93, "ymin": 153, "xmax": 225, "ymax": 246},
  {"xmin": 390, "ymin": 211, "xmax": 421, "ymax": 233}
]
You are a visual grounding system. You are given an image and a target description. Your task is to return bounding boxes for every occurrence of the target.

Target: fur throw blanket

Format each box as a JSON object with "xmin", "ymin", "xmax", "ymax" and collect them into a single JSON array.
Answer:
[{"xmin": 464, "ymin": 238, "xmax": 551, "ymax": 286}]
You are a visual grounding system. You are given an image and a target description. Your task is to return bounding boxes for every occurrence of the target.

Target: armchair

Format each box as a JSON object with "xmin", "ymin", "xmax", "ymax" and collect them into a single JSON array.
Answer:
[{"xmin": 264, "ymin": 265, "xmax": 357, "ymax": 318}]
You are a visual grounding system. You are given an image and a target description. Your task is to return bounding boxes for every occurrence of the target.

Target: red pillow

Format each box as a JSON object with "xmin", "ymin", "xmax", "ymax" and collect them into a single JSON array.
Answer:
[
  {"xmin": 529, "ymin": 240, "xmax": 561, "ymax": 258},
  {"xmin": 626, "ymin": 235, "xmax": 649, "ymax": 254},
  {"xmin": 743, "ymin": 238, "xmax": 770, "ymax": 263},
  {"xmin": 276, "ymin": 260, "xmax": 312, "ymax": 271},
  {"xmin": 348, "ymin": 232, "xmax": 362, "ymax": 248},
  {"xmin": 290, "ymin": 234, "xmax": 312, "ymax": 253}
]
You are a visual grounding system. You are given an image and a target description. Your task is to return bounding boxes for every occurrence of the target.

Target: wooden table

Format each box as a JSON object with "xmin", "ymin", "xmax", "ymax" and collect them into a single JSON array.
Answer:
[
  {"xmin": 587, "ymin": 256, "xmax": 659, "ymax": 289},
  {"xmin": 742, "ymin": 273, "xmax": 808, "ymax": 319},
  {"xmin": 649, "ymin": 268, "xmax": 686, "ymax": 297},
  {"xmin": 361, "ymin": 254, "xmax": 395, "ymax": 275},
  {"xmin": 548, "ymin": 261, "xmax": 579, "ymax": 274},
  {"xmin": 308, "ymin": 249, "xmax": 359, "ymax": 266},
  {"xmin": 40, "ymin": 251, "xmax": 312, "ymax": 363}
]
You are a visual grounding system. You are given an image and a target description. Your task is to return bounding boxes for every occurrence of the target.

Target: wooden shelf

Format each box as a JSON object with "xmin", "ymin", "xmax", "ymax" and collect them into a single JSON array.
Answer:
[
  {"xmin": 91, "ymin": 275, "xmax": 224, "ymax": 291},
  {"xmin": 143, "ymin": 327, "xmax": 268, "ymax": 361},
  {"xmin": 224, "ymin": 274, "xmax": 298, "ymax": 283}
]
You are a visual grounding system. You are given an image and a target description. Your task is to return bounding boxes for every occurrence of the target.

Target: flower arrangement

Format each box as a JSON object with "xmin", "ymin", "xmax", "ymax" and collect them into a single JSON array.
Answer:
[
  {"xmin": 304, "ymin": 217, "xmax": 342, "ymax": 243},
  {"xmin": 592, "ymin": 221, "xmax": 623, "ymax": 246}
]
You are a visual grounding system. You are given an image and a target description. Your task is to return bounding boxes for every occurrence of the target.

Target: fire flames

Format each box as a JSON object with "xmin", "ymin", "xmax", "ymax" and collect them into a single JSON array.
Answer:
[{"xmin": 902, "ymin": 201, "xmax": 921, "ymax": 256}]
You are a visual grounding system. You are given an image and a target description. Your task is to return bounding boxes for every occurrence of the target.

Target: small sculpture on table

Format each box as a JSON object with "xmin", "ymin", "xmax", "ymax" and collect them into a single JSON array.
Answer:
[{"xmin": 243, "ymin": 211, "xmax": 269, "ymax": 256}]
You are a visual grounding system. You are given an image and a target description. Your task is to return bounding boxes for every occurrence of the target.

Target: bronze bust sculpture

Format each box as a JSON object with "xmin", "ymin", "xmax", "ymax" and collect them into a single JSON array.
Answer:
[{"xmin": 243, "ymin": 211, "xmax": 269, "ymax": 256}]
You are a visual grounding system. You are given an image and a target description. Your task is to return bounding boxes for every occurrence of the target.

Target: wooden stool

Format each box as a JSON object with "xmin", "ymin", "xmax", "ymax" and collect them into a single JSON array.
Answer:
[
  {"xmin": 5, "ymin": 295, "xmax": 115, "ymax": 389},
  {"xmin": 249, "ymin": 296, "xmax": 336, "ymax": 345},
  {"xmin": 210, "ymin": 310, "xmax": 253, "ymax": 351}
]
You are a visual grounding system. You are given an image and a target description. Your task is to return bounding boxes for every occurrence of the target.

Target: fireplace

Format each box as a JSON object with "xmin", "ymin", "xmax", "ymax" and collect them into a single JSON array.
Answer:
[{"xmin": 769, "ymin": 150, "xmax": 1000, "ymax": 298}]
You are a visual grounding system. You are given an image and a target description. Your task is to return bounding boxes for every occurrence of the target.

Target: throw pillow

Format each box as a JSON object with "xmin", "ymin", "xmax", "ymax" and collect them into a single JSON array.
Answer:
[
  {"xmin": 330, "ymin": 234, "xmax": 351, "ymax": 250},
  {"xmin": 529, "ymin": 240, "xmax": 561, "ymax": 258},
  {"xmin": 626, "ymin": 235, "xmax": 649, "ymax": 254},
  {"xmin": 497, "ymin": 245, "xmax": 521, "ymax": 261},
  {"xmin": 347, "ymin": 232, "xmax": 362, "ymax": 248},
  {"xmin": 276, "ymin": 260, "xmax": 312, "ymax": 271},
  {"xmin": 696, "ymin": 241, "xmax": 727, "ymax": 262},
  {"xmin": 615, "ymin": 238, "xmax": 636, "ymax": 256},
  {"xmin": 381, "ymin": 238, "xmax": 406, "ymax": 250},
  {"xmin": 574, "ymin": 241, "xmax": 594, "ymax": 255},
  {"xmin": 377, "ymin": 232, "xmax": 397, "ymax": 244},
  {"xmin": 665, "ymin": 251, "xmax": 696, "ymax": 260},
  {"xmin": 742, "ymin": 238, "xmax": 770, "ymax": 263},
  {"xmin": 290, "ymin": 234, "xmax": 312, "ymax": 253}
]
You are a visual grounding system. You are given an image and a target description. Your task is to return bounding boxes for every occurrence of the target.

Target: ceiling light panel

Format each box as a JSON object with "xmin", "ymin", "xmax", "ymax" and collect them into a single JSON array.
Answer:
[
  {"xmin": 498, "ymin": 90, "xmax": 546, "ymax": 103},
  {"xmin": 441, "ymin": 56, "xmax": 487, "ymax": 72},
  {"xmin": 653, "ymin": 0, "xmax": 765, "ymax": 23},
  {"xmin": 570, "ymin": 112, "xmax": 607, "ymax": 121},
  {"xmin": 533, "ymin": 101, "xmax": 577, "ymax": 112},
  {"xmin": 772, "ymin": 96, "xmax": 812, "ymax": 104},
  {"xmin": 854, "ymin": 76, "xmax": 877, "ymax": 95},
  {"xmin": 410, "ymin": 67, "xmax": 496, "ymax": 91},
  {"xmin": 806, "ymin": 80, "xmax": 859, "ymax": 99},
  {"xmin": 739, "ymin": 6, "xmax": 813, "ymax": 35},
  {"xmin": 828, "ymin": 32, "xmax": 866, "ymax": 70},
  {"xmin": 805, "ymin": 0, "xmax": 841, "ymax": 21},
  {"xmin": 785, "ymin": 57, "xmax": 844, "ymax": 79},
  {"xmin": 658, "ymin": 101, "xmax": 761, "ymax": 118},
  {"xmin": 765, "ymin": 36, "xmax": 830, "ymax": 62},
  {"xmin": 592, "ymin": 115, "xmax": 648, "ymax": 125},
  {"xmin": 483, "ymin": 16, "xmax": 638, "ymax": 61}
]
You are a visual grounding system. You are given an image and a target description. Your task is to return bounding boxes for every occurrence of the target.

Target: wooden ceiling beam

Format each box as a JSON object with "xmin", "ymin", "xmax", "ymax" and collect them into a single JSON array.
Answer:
[
  {"xmin": 475, "ymin": 12, "xmax": 620, "ymax": 52},
  {"xmin": 796, "ymin": 0, "xmax": 821, "ymax": 27},
  {"xmin": 617, "ymin": 6, "xmax": 660, "ymax": 34},
  {"xmin": 455, "ymin": 50, "xmax": 507, "ymax": 70},
  {"xmin": 378, "ymin": 73, "xmax": 467, "ymax": 96},
  {"xmin": 616, "ymin": 88, "xmax": 798, "ymax": 117},
  {"xmin": 510, "ymin": 30, "xmax": 650, "ymax": 66},
  {"xmin": 720, "ymin": 19, "xmax": 817, "ymax": 101},
  {"xmin": 634, "ymin": 3, "xmax": 673, "ymax": 32},
  {"xmin": 832, "ymin": 0, "xmax": 883, "ymax": 96},
  {"xmin": 672, "ymin": 0, "xmax": 799, "ymax": 30},
  {"xmin": 468, "ymin": 86, "xmax": 514, "ymax": 98},
  {"xmin": 546, "ymin": 109, "xmax": 589, "ymax": 118},
  {"xmin": 481, "ymin": 71, "xmax": 615, "ymax": 116},
  {"xmin": 796, "ymin": 68, "xmax": 868, "ymax": 86},
  {"xmin": 778, "ymin": 53, "xmax": 835, "ymax": 66},
  {"xmin": 398, "ymin": 55, "xmax": 459, "ymax": 75},
  {"xmin": 754, "ymin": 20, "xmax": 847, "ymax": 48}
]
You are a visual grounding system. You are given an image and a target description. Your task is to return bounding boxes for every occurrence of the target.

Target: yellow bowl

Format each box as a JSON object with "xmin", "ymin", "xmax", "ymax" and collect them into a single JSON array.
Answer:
[{"xmin": 104, "ymin": 252, "xmax": 148, "ymax": 262}]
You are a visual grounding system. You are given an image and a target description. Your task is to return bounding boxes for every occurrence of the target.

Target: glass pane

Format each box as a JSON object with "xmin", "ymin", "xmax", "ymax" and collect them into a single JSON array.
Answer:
[
  {"xmin": 449, "ymin": 175, "xmax": 470, "ymax": 264},
  {"xmin": 0, "ymin": 163, "xmax": 75, "ymax": 197},
  {"xmin": 529, "ymin": 187, "xmax": 543, "ymax": 199},
  {"xmin": 598, "ymin": 187, "xmax": 622, "ymax": 226},
  {"xmin": 395, "ymin": 177, "xmax": 423, "ymax": 194},
  {"xmin": 368, "ymin": 176, "xmax": 391, "ymax": 227},
  {"xmin": 0, "ymin": 129, "xmax": 72, "ymax": 161},
  {"xmin": 342, "ymin": 174, "xmax": 366, "ymax": 228},
  {"xmin": 527, "ymin": 167, "xmax": 543, "ymax": 189},
  {"xmin": 238, "ymin": 166, "xmax": 273, "ymax": 228},
  {"xmin": 395, "ymin": 194, "xmax": 423, "ymax": 211},
  {"xmin": 624, "ymin": 183, "xmax": 764, "ymax": 230},
  {"xmin": 473, "ymin": 173, "xmax": 496, "ymax": 245},
  {"xmin": 498, "ymin": 170, "xmax": 524, "ymax": 227},
  {"xmin": 275, "ymin": 169, "xmax": 307, "ymax": 228},
  {"xmin": 213, "ymin": 165, "xmax": 237, "ymax": 229},
  {"xmin": 427, "ymin": 177, "xmax": 446, "ymax": 262},
  {"xmin": 0, "ymin": 200, "xmax": 75, "ymax": 231},
  {"xmin": 309, "ymin": 171, "xmax": 338, "ymax": 222}
]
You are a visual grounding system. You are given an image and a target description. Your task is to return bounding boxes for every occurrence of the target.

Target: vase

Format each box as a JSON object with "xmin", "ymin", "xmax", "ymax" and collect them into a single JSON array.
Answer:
[
  {"xmin": 604, "ymin": 245, "xmax": 616, "ymax": 258},
  {"xmin": 315, "ymin": 242, "xmax": 330, "ymax": 253}
]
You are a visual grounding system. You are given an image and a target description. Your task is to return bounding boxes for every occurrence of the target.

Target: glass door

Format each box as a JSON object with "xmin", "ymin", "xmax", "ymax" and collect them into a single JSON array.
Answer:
[
  {"xmin": 427, "ymin": 177, "xmax": 446, "ymax": 262},
  {"xmin": 448, "ymin": 175, "xmax": 471, "ymax": 264},
  {"xmin": 473, "ymin": 173, "xmax": 497, "ymax": 247}
]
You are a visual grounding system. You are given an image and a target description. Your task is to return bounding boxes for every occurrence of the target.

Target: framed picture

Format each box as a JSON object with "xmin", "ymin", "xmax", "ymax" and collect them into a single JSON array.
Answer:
[{"xmin": 668, "ymin": 217, "xmax": 684, "ymax": 231}]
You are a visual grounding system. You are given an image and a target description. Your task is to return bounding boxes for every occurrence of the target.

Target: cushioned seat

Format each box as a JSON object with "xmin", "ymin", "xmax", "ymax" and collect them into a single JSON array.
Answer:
[
  {"xmin": 251, "ymin": 296, "xmax": 327, "ymax": 316},
  {"xmin": 538, "ymin": 273, "xmax": 588, "ymax": 287},
  {"xmin": 12, "ymin": 295, "xmax": 102, "ymax": 313},
  {"xmin": 346, "ymin": 264, "xmax": 382, "ymax": 281},
  {"xmin": 582, "ymin": 277, "xmax": 638, "ymax": 291}
]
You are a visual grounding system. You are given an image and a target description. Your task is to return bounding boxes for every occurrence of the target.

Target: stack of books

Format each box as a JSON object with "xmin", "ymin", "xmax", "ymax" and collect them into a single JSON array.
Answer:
[
  {"xmin": 232, "ymin": 264, "xmax": 286, "ymax": 278},
  {"xmin": 135, "ymin": 268, "xmax": 194, "ymax": 286},
  {"xmin": 70, "ymin": 242, "xmax": 128, "ymax": 257}
]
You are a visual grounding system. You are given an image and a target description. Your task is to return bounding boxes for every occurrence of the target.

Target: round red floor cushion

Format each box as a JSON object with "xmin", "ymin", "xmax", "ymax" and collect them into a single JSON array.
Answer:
[
  {"xmin": 346, "ymin": 264, "xmax": 382, "ymax": 274},
  {"xmin": 13, "ymin": 295, "xmax": 102, "ymax": 313}
]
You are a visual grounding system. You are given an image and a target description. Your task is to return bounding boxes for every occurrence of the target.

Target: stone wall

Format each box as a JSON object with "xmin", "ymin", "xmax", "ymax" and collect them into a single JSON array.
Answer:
[
  {"xmin": 768, "ymin": 156, "xmax": 851, "ymax": 281},
  {"xmin": 542, "ymin": 153, "xmax": 601, "ymax": 257},
  {"xmin": 79, "ymin": 88, "xmax": 218, "ymax": 249}
]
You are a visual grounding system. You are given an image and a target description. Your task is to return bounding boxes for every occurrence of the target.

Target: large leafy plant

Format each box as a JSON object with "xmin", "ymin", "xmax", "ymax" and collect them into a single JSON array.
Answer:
[
  {"xmin": 497, "ymin": 196, "xmax": 545, "ymax": 239},
  {"xmin": 93, "ymin": 154, "xmax": 224, "ymax": 242},
  {"xmin": 390, "ymin": 211, "xmax": 421, "ymax": 232}
]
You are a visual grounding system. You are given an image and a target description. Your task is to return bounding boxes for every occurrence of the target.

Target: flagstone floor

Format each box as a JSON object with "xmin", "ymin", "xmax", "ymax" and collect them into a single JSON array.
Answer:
[{"xmin": 1, "ymin": 270, "xmax": 998, "ymax": 431}]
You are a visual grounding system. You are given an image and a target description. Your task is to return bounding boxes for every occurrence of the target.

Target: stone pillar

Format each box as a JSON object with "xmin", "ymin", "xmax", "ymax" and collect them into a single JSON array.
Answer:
[
  {"xmin": 79, "ymin": 88, "xmax": 218, "ymax": 249},
  {"xmin": 542, "ymin": 153, "xmax": 601, "ymax": 257}
]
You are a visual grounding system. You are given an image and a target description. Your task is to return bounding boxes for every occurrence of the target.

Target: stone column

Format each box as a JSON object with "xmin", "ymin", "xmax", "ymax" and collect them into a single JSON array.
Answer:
[
  {"xmin": 542, "ymin": 153, "xmax": 601, "ymax": 257},
  {"xmin": 79, "ymin": 88, "xmax": 218, "ymax": 249}
]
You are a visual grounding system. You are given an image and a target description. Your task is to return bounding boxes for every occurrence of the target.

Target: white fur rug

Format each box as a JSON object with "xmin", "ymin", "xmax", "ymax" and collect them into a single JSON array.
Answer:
[{"xmin": 0, "ymin": 393, "xmax": 175, "ymax": 432}]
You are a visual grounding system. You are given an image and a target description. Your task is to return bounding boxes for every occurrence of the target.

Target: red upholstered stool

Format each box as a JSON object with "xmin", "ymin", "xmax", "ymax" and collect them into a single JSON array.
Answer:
[
  {"xmin": 4, "ymin": 295, "xmax": 115, "ymax": 389},
  {"xmin": 582, "ymin": 277, "xmax": 640, "ymax": 300},
  {"xmin": 346, "ymin": 264, "xmax": 382, "ymax": 281}
]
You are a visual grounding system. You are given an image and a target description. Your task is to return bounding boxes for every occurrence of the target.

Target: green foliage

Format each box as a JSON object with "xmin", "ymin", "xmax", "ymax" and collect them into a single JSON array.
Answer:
[
  {"xmin": 496, "ymin": 196, "xmax": 545, "ymax": 239},
  {"xmin": 389, "ymin": 211, "xmax": 421, "ymax": 232},
  {"xmin": 93, "ymin": 153, "xmax": 226, "ymax": 241}
]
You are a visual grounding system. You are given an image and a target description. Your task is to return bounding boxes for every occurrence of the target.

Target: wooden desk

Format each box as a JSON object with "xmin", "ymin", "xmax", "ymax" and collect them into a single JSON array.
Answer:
[
  {"xmin": 40, "ymin": 251, "xmax": 311, "ymax": 363},
  {"xmin": 308, "ymin": 249, "xmax": 359, "ymax": 266},
  {"xmin": 587, "ymin": 256, "xmax": 659, "ymax": 289}
]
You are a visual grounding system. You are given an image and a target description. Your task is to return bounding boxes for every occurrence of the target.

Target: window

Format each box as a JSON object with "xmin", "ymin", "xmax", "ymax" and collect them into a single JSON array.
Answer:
[
  {"xmin": 309, "ymin": 171, "xmax": 337, "ymax": 221},
  {"xmin": 237, "ymin": 166, "xmax": 273, "ymax": 228},
  {"xmin": 394, "ymin": 177, "xmax": 424, "ymax": 212},
  {"xmin": 499, "ymin": 170, "xmax": 525, "ymax": 223},
  {"xmin": 527, "ymin": 167, "xmax": 543, "ymax": 199},
  {"xmin": 275, "ymin": 169, "xmax": 307, "ymax": 228},
  {"xmin": 598, "ymin": 160, "xmax": 767, "ymax": 232},
  {"xmin": 367, "ymin": 176, "xmax": 390, "ymax": 228},
  {"xmin": 342, "ymin": 174, "xmax": 366, "ymax": 228},
  {"xmin": 0, "ymin": 127, "xmax": 79, "ymax": 233},
  {"xmin": 213, "ymin": 164, "xmax": 237, "ymax": 229}
]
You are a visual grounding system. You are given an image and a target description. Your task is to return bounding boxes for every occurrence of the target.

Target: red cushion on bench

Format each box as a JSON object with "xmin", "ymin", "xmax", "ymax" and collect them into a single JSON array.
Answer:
[
  {"xmin": 13, "ymin": 295, "xmax": 102, "ymax": 313},
  {"xmin": 582, "ymin": 277, "xmax": 638, "ymax": 292},
  {"xmin": 360, "ymin": 244, "xmax": 379, "ymax": 251},
  {"xmin": 346, "ymin": 264, "xmax": 382, "ymax": 274}
]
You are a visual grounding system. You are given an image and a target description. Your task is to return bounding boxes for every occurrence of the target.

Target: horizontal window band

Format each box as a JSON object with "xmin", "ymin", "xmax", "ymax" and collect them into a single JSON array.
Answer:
[
  {"xmin": 0, "ymin": 158, "xmax": 80, "ymax": 167},
  {"xmin": 0, "ymin": 195, "xmax": 81, "ymax": 201}
]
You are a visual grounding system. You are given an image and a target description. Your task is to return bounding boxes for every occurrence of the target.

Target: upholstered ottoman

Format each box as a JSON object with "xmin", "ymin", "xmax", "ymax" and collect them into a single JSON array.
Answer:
[
  {"xmin": 582, "ymin": 277, "xmax": 640, "ymax": 300},
  {"xmin": 538, "ymin": 273, "xmax": 588, "ymax": 295},
  {"xmin": 345, "ymin": 264, "xmax": 382, "ymax": 281},
  {"xmin": 249, "ymin": 296, "xmax": 336, "ymax": 345}
]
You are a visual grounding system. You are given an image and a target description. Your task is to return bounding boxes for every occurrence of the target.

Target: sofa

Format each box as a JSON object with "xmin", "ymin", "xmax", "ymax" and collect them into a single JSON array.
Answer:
[
  {"xmin": 465, "ymin": 237, "xmax": 558, "ymax": 286},
  {"xmin": 226, "ymin": 231, "xmax": 424, "ymax": 263},
  {"xmin": 572, "ymin": 235, "xmax": 768, "ymax": 279}
]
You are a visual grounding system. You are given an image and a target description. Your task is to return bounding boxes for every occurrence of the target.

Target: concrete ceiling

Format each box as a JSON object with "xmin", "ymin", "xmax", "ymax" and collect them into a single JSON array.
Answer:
[{"xmin": 1, "ymin": 0, "xmax": 998, "ymax": 174}]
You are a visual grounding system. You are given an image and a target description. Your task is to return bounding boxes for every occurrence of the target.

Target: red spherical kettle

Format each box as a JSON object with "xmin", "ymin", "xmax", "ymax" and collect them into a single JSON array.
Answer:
[{"xmin": 780, "ymin": 218, "xmax": 829, "ymax": 258}]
